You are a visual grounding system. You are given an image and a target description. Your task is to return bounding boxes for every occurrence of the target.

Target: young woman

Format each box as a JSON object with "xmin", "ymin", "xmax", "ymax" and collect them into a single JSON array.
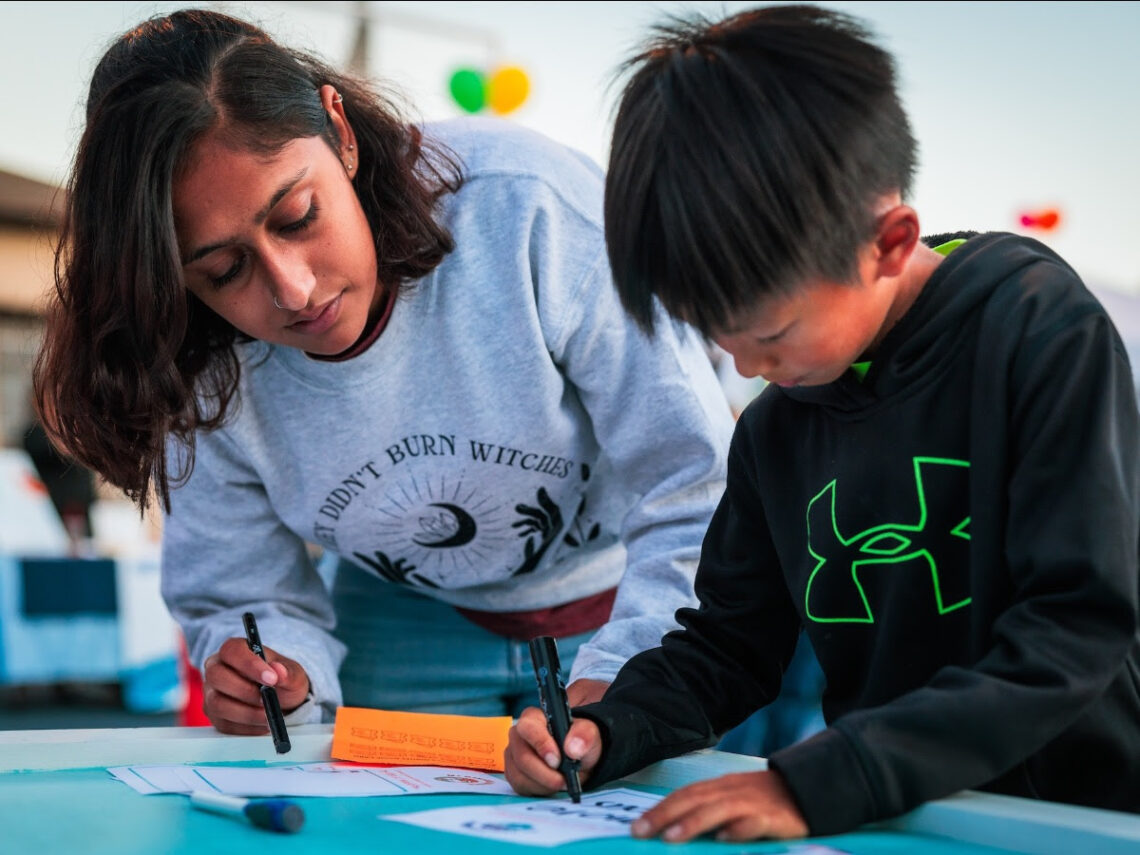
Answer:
[{"xmin": 33, "ymin": 8, "xmax": 734, "ymax": 733}]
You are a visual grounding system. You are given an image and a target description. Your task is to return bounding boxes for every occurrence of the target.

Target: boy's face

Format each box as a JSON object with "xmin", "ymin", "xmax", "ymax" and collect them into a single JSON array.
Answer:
[{"xmin": 713, "ymin": 252, "xmax": 897, "ymax": 388}]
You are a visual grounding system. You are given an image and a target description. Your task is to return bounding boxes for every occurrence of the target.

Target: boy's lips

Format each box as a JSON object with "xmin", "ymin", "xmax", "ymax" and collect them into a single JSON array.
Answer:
[{"xmin": 770, "ymin": 374, "xmax": 804, "ymax": 388}]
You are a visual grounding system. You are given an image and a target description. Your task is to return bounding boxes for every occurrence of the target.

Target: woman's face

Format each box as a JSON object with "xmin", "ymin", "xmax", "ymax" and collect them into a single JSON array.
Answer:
[{"xmin": 173, "ymin": 112, "xmax": 380, "ymax": 356}]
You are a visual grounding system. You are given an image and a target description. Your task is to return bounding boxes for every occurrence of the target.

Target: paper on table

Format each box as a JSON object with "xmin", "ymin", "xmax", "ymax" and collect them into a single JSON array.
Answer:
[
  {"xmin": 109, "ymin": 765, "xmax": 201, "ymax": 795},
  {"xmin": 108, "ymin": 763, "xmax": 515, "ymax": 798},
  {"xmin": 384, "ymin": 787, "xmax": 662, "ymax": 847},
  {"xmin": 332, "ymin": 706, "xmax": 512, "ymax": 772}
]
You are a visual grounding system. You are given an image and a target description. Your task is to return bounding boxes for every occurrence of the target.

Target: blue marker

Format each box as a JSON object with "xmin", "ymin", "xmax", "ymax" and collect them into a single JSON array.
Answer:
[{"xmin": 189, "ymin": 791, "xmax": 305, "ymax": 833}]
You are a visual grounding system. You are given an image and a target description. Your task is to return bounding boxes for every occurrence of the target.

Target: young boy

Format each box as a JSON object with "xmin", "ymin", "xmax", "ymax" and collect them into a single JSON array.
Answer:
[{"xmin": 504, "ymin": 3, "xmax": 1140, "ymax": 842}]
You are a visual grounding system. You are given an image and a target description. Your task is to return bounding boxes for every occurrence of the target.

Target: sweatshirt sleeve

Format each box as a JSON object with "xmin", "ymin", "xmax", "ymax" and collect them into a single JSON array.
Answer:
[
  {"xmin": 769, "ymin": 283, "xmax": 1140, "ymax": 834},
  {"xmin": 542, "ymin": 241, "xmax": 736, "ymax": 684},
  {"xmin": 161, "ymin": 427, "xmax": 346, "ymax": 724},
  {"xmin": 575, "ymin": 424, "xmax": 803, "ymax": 783}
]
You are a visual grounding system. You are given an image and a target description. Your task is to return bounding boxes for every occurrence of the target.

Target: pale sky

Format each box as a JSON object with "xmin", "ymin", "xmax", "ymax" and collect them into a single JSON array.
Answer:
[{"xmin": 2, "ymin": 0, "xmax": 1138, "ymax": 291}]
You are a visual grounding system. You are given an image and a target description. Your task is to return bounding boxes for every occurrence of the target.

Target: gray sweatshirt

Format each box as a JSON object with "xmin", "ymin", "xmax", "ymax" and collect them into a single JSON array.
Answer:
[{"xmin": 161, "ymin": 117, "xmax": 735, "ymax": 722}]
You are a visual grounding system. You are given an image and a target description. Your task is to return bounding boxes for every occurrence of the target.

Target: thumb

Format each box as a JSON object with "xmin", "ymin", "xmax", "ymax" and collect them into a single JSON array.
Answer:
[
  {"xmin": 265, "ymin": 653, "xmax": 308, "ymax": 692},
  {"xmin": 263, "ymin": 653, "xmax": 311, "ymax": 712},
  {"xmin": 563, "ymin": 719, "xmax": 603, "ymax": 770}
]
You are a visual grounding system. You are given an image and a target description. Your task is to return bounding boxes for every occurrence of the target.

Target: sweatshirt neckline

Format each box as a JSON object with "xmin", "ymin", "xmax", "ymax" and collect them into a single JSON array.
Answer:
[
  {"xmin": 304, "ymin": 283, "xmax": 397, "ymax": 363},
  {"xmin": 261, "ymin": 285, "xmax": 423, "ymax": 390}
]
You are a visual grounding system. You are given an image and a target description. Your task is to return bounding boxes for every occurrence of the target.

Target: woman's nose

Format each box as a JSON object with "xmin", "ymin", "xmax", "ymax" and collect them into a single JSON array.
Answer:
[{"xmin": 265, "ymin": 249, "xmax": 316, "ymax": 312}]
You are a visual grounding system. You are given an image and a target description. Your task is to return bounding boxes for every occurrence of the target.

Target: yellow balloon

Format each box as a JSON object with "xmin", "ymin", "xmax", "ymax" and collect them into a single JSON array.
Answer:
[{"xmin": 488, "ymin": 66, "xmax": 530, "ymax": 115}]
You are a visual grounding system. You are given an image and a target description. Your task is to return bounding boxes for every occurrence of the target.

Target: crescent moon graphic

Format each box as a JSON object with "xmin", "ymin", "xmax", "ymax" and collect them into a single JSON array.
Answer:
[{"xmin": 412, "ymin": 503, "xmax": 478, "ymax": 548}]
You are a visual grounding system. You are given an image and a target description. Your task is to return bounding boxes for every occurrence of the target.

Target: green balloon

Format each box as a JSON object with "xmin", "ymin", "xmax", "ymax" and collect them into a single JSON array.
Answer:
[{"xmin": 449, "ymin": 68, "xmax": 486, "ymax": 113}]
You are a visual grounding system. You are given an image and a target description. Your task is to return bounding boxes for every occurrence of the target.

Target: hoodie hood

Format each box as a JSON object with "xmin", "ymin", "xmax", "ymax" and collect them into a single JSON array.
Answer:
[{"xmin": 780, "ymin": 232, "xmax": 1068, "ymax": 414}]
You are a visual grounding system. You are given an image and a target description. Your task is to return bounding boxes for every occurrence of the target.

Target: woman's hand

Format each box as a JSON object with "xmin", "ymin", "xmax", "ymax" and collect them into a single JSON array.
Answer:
[
  {"xmin": 630, "ymin": 769, "xmax": 809, "ymax": 842},
  {"xmin": 505, "ymin": 705, "xmax": 603, "ymax": 796},
  {"xmin": 200, "ymin": 636, "xmax": 311, "ymax": 734}
]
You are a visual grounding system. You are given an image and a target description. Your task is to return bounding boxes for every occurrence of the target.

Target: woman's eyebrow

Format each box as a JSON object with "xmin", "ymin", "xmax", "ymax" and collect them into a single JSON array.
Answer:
[{"xmin": 183, "ymin": 168, "xmax": 309, "ymax": 264}]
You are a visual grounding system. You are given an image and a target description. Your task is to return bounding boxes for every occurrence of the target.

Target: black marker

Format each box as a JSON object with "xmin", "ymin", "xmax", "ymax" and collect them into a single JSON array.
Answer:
[
  {"xmin": 242, "ymin": 611, "xmax": 291, "ymax": 754},
  {"xmin": 528, "ymin": 635, "xmax": 582, "ymax": 803}
]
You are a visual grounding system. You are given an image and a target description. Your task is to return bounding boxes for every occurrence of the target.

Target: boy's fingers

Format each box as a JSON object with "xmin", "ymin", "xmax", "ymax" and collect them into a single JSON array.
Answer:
[
  {"xmin": 506, "ymin": 719, "xmax": 573, "ymax": 795},
  {"xmin": 632, "ymin": 780, "xmax": 736, "ymax": 840},
  {"xmin": 562, "ymin": 719, "xmax": 602, "ymax": 768},
  {"xmin": 566, "ymin": 678, "xmax": 608, "ymax": 707},
  {"xmin": 631, "ymin": 773, "xmax": 807, "ymax": 843},
  {"xmin": 514, "ymin": 706, "xmax": 561, "ymax": 767},
  {"xmin": 507, "ymin": 751, "xmax": 567, "ymax": 794}
]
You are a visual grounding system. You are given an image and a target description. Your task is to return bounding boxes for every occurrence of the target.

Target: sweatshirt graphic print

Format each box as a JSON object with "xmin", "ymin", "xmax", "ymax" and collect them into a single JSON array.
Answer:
[
  {"xmin": 804, "ymin": 455, "xmax": 971, "ymax": 624},
  {"xmin": 313, "ymin": 441, "xmax": 599, "ymax": 590}
]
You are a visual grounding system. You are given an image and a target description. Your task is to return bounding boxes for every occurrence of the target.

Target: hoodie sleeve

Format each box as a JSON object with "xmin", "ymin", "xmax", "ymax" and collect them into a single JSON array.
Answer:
[
  {"xmin": 575, "ymin": 419, "xmax": 803, "ymax": 783},
  {"xmin": 544, "ymin": 249, "xmax": 736, "ymax": 685},
  {"xmin": 161, "ymin": 429, "xmax": 346, "ymax": 724}
]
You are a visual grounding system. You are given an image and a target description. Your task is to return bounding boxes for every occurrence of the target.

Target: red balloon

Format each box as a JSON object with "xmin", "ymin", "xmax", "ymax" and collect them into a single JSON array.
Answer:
[{"xmin": 1018, "ymin": 208, "xmax": 1062, "ymax": 231}]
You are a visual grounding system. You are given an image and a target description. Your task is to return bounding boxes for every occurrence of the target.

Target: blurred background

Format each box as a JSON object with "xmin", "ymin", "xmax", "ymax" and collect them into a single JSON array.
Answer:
[{"xmin": 0, "ymin": 0, "xmax": 1136, "ymax": 733}]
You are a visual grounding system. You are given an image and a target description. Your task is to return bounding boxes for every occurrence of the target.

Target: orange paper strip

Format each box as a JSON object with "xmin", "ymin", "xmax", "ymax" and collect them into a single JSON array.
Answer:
[{"xmin": 331, "ymin": 706, "xmax": 513, "ymax": 772}]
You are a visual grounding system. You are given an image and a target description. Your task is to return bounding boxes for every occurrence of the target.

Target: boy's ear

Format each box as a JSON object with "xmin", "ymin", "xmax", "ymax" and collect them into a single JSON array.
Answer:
[{"xmin": 873, "ymin": 204, "xmax": 920, "ymax": 279}]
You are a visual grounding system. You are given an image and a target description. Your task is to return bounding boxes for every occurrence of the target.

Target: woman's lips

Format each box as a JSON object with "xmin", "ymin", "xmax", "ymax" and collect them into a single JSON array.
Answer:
[{"xmin": 288, "ymin": 294, "xmax": 342, "ymax": 335}]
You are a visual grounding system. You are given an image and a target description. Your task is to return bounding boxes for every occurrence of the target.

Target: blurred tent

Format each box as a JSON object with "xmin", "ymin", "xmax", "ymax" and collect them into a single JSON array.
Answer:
[
  {"xmin": 0, "ymin": 167, "xmax": 60, "ymax": 314},
  {"xmin": 0, "ymin": 167, "xmax": 60, "ymax": 449}
]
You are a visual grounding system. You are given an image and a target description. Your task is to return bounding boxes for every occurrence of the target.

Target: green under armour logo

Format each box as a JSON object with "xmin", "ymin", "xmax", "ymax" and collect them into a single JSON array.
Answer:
[{"xmin": 804, "ymin": 457, "xmax": 972, "ymax": 623}]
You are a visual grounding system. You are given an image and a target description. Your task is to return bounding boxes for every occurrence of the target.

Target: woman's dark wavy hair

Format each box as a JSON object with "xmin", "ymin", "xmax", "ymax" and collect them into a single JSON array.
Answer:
[
  {"xmin": 605, "ymin": 4, "xmax": 917, "ymax": 336},
  {"xmin": 33, "ymin": 8, "xmax": 461, "ymax": 511}
]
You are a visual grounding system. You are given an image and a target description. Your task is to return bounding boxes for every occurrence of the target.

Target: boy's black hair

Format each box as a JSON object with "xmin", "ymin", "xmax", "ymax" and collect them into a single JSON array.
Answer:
[{"xmin": 605, "ymin": 4, "xmax": 917, "ymax": 336}]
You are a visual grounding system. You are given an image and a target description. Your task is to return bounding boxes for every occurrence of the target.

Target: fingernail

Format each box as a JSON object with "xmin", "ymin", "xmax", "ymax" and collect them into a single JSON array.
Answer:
[
  {"xmin": 261, "ymin": 669, "xmax": 277, "ymax": 685},
  {"xmin": 631, "ymin": 820, "xmax": 650, "ymax": 837},
  {"xmin": 543, "ymin": 753, "xmax": 560, "ymax": 769},
  {"xmin": 565, "ymin": 737, "xmax": 585, "ymax": 757},
  {"xmin": 664, "ymin": 825, "xmax": 684, "ymax": 841}
]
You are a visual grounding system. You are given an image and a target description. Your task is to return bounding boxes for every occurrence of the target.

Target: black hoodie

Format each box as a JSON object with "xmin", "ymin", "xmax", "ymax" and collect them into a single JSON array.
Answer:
[{"xmin": 576, "ymin": 232, "xmax": 1140, "ymax": 834}]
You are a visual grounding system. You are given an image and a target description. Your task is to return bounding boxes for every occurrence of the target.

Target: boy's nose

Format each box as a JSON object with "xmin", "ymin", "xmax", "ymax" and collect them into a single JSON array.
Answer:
[{"xmin": 734, "ymin": 351, "xmax": 775, "ymax": 380}]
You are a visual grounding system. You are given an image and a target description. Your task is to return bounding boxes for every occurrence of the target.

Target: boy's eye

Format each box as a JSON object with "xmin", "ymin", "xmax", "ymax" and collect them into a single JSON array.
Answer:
[
  {"xmin": 280, "ymin": 202, "xmax": 319, "ymax": 234},
  {"xmin": 755, "ymin": 321, "xmax": 794, "ymax": 344}
]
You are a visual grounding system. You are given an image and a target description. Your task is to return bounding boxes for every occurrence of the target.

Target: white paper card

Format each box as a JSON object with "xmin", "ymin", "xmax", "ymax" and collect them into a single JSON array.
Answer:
[
  {"xmin": 109, "ymin": 762, "xmax": 514, "ymax": 797},
  {"xmin": 383, "ymin": 787, "xmax": 662, "ymax": 847}
]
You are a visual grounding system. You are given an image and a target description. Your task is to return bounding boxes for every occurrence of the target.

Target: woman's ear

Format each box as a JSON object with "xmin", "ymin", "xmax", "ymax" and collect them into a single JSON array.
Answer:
[
  {"xmin": 319, "ymin": 84, "xmax": 357, "ymax": 177},
  {"xmin": 873, "ymin": 203, "xmax": 920, "ymax": 279}
]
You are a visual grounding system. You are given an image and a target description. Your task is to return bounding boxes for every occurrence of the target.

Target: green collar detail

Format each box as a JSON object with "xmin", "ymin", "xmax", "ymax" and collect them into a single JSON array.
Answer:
[{"xmin": 850, "ymin": 237, "xmax": 965, "ymax": 382}]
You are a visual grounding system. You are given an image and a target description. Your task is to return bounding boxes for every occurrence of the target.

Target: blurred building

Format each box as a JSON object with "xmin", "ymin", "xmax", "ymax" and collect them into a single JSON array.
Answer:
[{"xmin": 0, "ymin": 167, "xmax": 59, "ymax": 447}]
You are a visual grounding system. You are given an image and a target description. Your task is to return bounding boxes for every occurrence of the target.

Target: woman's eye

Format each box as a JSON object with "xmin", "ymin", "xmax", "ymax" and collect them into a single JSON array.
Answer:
[
  {"xmin": 281, "ymin": 202, "xmax": 319, "ymax": 234},
  {"xmin": 209, "ymin": 256, "xmax": 246, "ymax": 288}
]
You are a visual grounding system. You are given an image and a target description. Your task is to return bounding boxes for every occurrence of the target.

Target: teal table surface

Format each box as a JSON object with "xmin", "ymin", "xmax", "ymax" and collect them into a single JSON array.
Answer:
[
  {"xmin": 2, "ymin": 725, "xmax": 1138, "ymax": 855},
  {"xmin": 0, "ymin": 766, "xmax": 1014, "ymax": 855}
]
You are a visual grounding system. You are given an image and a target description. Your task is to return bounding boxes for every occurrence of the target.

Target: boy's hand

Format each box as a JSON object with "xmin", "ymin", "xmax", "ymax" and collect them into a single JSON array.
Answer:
[
  {"xmin": 505, "ymin": 705, "xmax": 602, "ymax": 796},
  {"xmin": 201, "ymin": 636, "xmax": 311, "ymax": 734},
  {"xmin": 566, "ymin": 678, "xmax": 609, "ymax": 706},
  {"xmin": 631, "ymin": 770, "xmax": 809, "ymax": 842}
]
